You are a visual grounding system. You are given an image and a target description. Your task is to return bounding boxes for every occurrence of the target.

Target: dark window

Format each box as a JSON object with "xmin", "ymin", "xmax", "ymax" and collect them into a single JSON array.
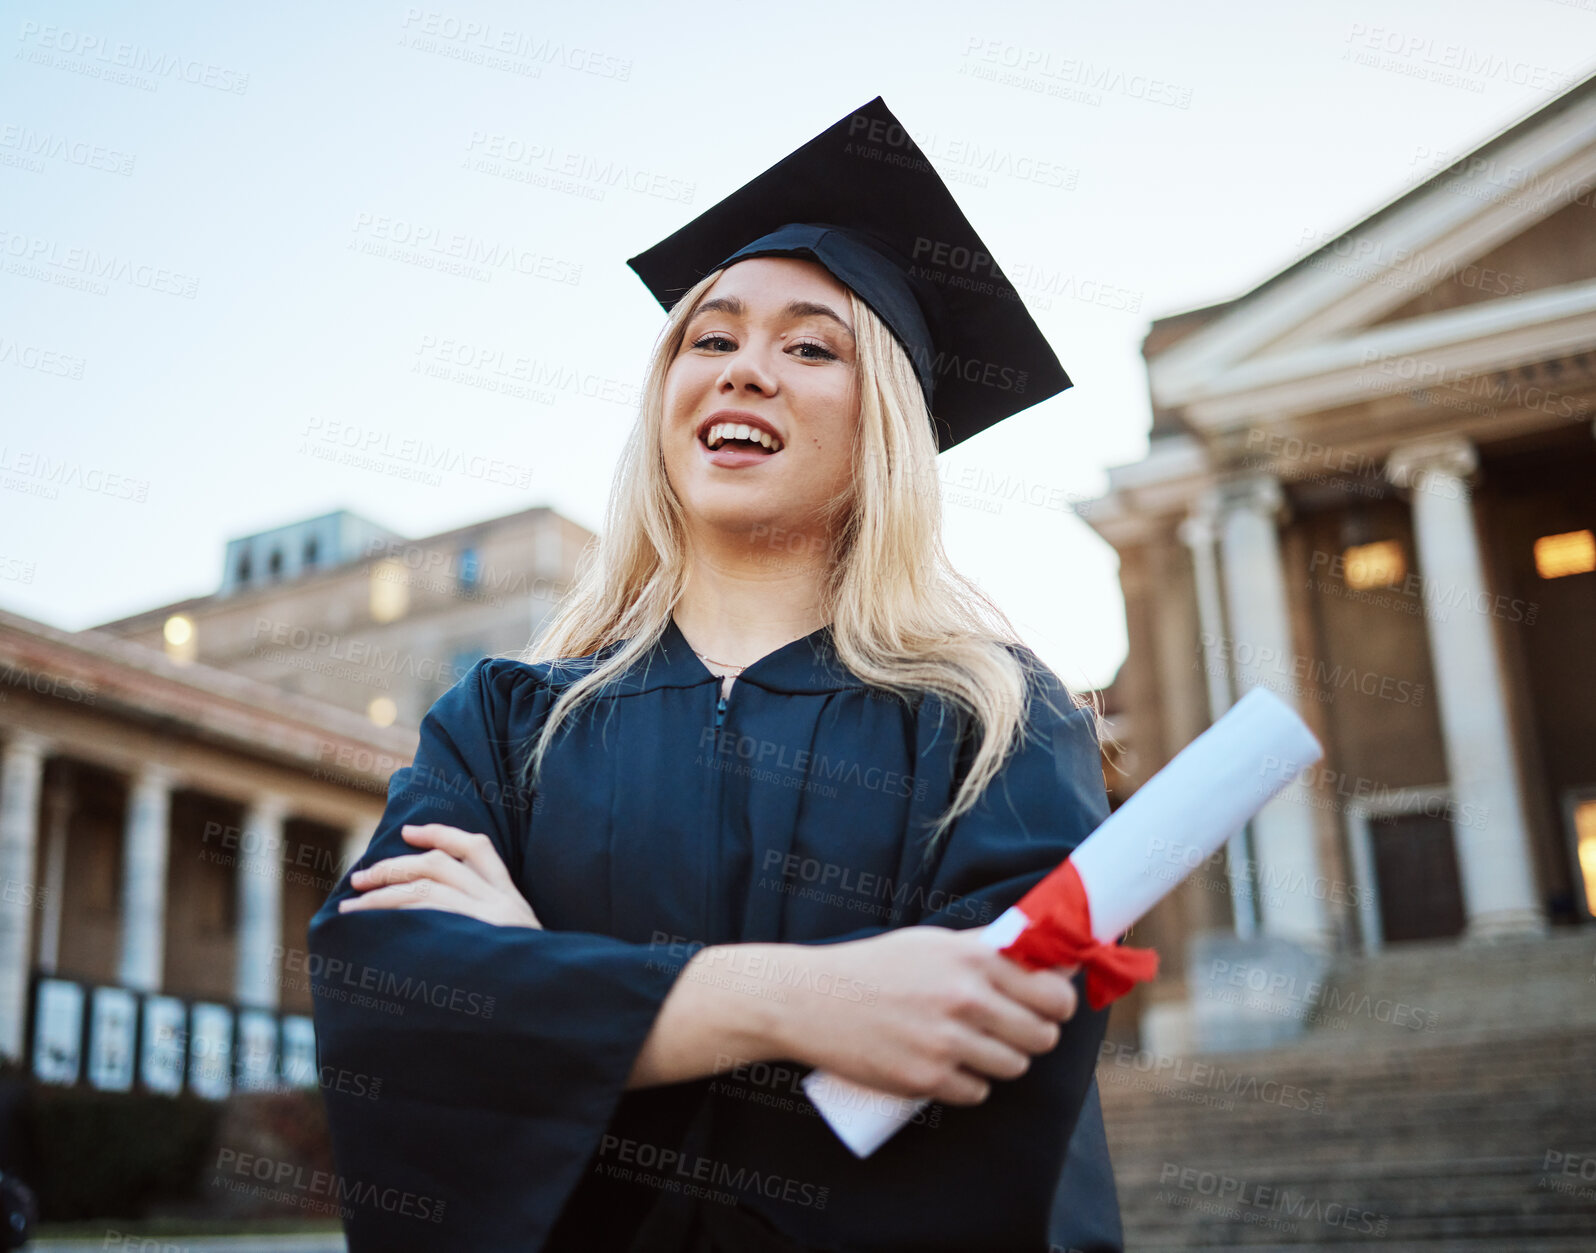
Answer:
[
  {"xmin": 304, "ymin": 536, "xmax": 319, "ymax": 568},
  {"xmin": 268, "ymin": 549, "xmax": 283, "ymax": 579},
  {"xmin": 458, "ymin": 546, "xmax": 481, "ymax": 591},
  {"xmin": 1371, "ymin": 813, "xmax": 1465, "ymax": 942},
  {"xmin": 237, "ymin": 551, "xmax": 252, "ymax": 583}
]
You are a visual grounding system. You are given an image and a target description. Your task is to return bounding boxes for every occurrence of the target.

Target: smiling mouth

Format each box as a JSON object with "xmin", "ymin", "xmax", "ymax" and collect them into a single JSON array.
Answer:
[{"xmin": 700, "ymin": 421, "xmax": 784, "ymax": 454}]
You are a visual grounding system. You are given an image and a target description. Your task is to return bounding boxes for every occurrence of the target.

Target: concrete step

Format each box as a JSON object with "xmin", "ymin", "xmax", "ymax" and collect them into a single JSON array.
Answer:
[
  {"xmin": 1126, "ymin": 1241, "xmax": 1596, "ymax": 1253},
  {"xmin": 1305, "ymin": 930, "xmax": 1596, "ymax": 1039},
  {"xmin": 1104, "ymin": 944, "xmax": 1595, "ymax": 1251}
]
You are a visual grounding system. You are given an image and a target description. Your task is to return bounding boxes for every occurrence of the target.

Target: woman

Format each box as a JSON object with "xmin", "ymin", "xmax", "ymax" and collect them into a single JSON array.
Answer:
[{"xmin": 308, "ymin": 98, "xmax": 1123, "ymax": 1252}]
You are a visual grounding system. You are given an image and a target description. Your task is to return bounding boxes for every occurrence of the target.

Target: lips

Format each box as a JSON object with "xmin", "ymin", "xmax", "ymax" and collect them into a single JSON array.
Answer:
[
  {"xmin": 699, "ymin": 437, "xmax": 777, "ymax": 469},
  {"xmin": 696, "ymin": 412, "xmax": 784, "ymax": 453},
  {"xmin": 695, "ymin": 412, "xmax": 784, "ymax": 470},
  {"xmin": 707, "ymin": 425, "xmax": 780, "ymax": 454}
]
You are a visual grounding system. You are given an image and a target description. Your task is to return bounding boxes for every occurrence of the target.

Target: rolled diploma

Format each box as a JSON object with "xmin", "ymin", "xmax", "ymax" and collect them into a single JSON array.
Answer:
[{"xmin": 800, "ymin": 686, "xmax": 1324, "ymax": 1158}]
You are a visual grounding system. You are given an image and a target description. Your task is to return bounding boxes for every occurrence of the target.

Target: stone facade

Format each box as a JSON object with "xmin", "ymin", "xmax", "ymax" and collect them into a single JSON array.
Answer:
[{"xmin": 1086, "ymin": 73, "xmax": 1596, "ymax": 1053}]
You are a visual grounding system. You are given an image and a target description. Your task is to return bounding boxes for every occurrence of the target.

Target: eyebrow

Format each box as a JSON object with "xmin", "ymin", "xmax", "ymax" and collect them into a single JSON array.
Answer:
[{"xmin": 687, "ymin": 295, "xmax": 855, "ymax": 339}]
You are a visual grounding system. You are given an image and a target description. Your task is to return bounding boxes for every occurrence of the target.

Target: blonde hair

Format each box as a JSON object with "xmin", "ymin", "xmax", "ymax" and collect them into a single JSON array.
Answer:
[{"xmin": 518, "ymin": 266, "xmax": 1092, "ymax": 856}]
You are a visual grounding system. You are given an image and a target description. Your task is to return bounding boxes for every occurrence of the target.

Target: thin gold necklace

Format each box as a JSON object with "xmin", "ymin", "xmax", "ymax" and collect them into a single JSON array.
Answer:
[{"xmin": 692, "ymin": 649, "xmax": 746, "ymax": 673}]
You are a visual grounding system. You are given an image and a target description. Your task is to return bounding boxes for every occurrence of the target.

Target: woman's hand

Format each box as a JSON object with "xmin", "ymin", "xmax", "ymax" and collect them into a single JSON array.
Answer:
[
  {"xmin": 766, "ymin": 926, "xmax": 1079, "ymax": 1106},
  {"xmin": 338, "ymin": 823, "xmax": 543, "ymax": 930}
]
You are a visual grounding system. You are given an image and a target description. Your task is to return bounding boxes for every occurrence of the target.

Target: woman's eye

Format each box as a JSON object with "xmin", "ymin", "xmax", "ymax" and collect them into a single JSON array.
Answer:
[
  {"xmin": 692, "ymin": 333, "xmax": 736, "ymax": 352},
  {"xmin": 792, "ymin": 341, "xmax": 838, "ymax": 361}
]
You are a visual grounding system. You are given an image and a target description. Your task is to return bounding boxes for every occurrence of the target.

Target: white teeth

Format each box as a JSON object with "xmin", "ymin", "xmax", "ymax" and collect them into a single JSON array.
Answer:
[{"xmin": 704, "ymin": 421, "xmax": 783, "ymax": 452}]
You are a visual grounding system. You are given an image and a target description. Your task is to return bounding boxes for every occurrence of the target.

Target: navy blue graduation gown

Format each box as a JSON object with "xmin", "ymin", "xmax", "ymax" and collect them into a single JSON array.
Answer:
[{"xmin": 307, "ymin": 617, "xmax": 1121, "ymax": 1251}]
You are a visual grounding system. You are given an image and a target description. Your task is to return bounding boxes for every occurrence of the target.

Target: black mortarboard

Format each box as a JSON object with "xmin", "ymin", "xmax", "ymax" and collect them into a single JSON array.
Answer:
[{"xmin": 626, "ymin": 96, "xmax": 1071, "ymax": 452}]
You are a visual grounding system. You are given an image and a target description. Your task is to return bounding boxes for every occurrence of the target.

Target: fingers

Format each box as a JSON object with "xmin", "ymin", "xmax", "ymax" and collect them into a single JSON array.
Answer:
[
  {"xmin": 946, "ymin": 1023, "xmax": 1034, "ymax": 1084},
  {"xmin": 924, "ymin": 998, "xmax": 1059, "ymax": 1105},
  {"xmin": 399, "ymin": 824, "xmax": 514, "ymax": 888},
  {"xmin": 888, "ymin": 1029, "xmax": 1006, "ymax": 1107},
  {"xmin": 351, "ymin": 848, "xmax": 481, "ymax": 900},
  {"xmin": 343, "ymin": 824, "xmax": 542, "ymax": 931},
  {"xmin": 339, "ymin": 880, "xmax": 480, "ymax": 915},
  {"xmin": 946, "ymin": 929, "xmax": 1078, "ymax": 1026},
  {"xmin": 931, "ymin": 1067, "xmax": 992, "ymax": 1107},
  {"xmin": 986, "ymin": 955, "xmax": 1080, "ymax": 1026},
  {"xmin": 934, "ymin": 951, "xmax": 1078, "ymax": 1101},
  {"xmin": 957, "ymin": 987, "xmax": 1062, "ymax": 1058}
]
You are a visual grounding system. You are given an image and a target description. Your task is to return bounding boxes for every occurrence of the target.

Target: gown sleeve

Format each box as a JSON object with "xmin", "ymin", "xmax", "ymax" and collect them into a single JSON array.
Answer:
[
  {"xmin": 305, "ymin": 659, "xmax": 694, "ymax": 1253},
  {"xmin": 901, "ymin": 653, "xmax": 1118, "ymax": 1251}
]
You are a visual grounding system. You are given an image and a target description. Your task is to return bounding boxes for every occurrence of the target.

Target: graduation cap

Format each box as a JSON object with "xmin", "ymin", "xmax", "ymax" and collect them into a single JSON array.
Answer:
[{"xmin": 627, "ymin": 96, "xmax": 1070, "ymax": 453}]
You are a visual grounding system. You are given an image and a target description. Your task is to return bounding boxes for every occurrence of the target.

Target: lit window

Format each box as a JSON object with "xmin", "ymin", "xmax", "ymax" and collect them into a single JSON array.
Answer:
[
  {"xmin": 1577, "ymin": 799, "xmax": 1596, "ymax": 917},
  {"xmin": 367, "ymin": 696, "xmax": 398, "ymax": 728},
  {"xmin": 163, "ymin": 615, "xmax": 196, "ymax": 665},
  {"xmin": 369, "ymin": 559, "xmax": 410, "ymax": 623},
  {"xmin": 1343, "ymin": 540, "xmax": 1405, "ymax": 590},
  {"xmin": 458, "ymin": 546, "xmax": 480, "ymax": 591},
  {"xmin": 1534, "ymin": 529, "xmax": 1595, "ymax": 579}
]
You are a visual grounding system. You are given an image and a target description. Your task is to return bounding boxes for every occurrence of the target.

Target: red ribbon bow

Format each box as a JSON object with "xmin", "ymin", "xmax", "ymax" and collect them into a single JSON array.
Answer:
[{"xmin": 998, "ymin": 858, "xmax": 1159, "ymax": 1010}]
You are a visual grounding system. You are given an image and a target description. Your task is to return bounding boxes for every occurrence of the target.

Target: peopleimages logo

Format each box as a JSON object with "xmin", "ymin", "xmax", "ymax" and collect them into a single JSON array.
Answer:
[
  {"xmin": 757, "ymin": 850, "xmax": 989, "ymax": 924},
  {"xmin": 928, "ymin": 349, "xmax": 1028, "ymax": 393},
  {"xmin": 596, "ymin": 1134, "xmax": 830, "ymax": 1210},
  {"xmin": 285, "ymin": 947, "xmax": 496, "ymax": 1019},
  {"xmin": 1198, "ymin": 632, "xmax": 1425, "ymax": 706},
  {"xmin": 1158, "ymin": 1162, "xmax": 1387, "ymax": 1235},
  {"xmin": 213, "ymin": 1149, "xmax": 446, "ymax": 1222},
  {"xmin": 1147, "ymin": 836, "xmax": 1366, "ymax": 910}
]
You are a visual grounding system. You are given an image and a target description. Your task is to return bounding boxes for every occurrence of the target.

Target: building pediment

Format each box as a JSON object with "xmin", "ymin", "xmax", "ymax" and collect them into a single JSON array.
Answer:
[{"xmin": 1148, "ymin": 76, "xmax": 1596, "ymax": 436}]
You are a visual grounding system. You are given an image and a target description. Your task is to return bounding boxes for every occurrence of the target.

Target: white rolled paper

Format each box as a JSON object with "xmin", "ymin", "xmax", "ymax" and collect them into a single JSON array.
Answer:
[{"xmin": 801, "ymin": 686, "xmax": 1324, "ymax": 1158}]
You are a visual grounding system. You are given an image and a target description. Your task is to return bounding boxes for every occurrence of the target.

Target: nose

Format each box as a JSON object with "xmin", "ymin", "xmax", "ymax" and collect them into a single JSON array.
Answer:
[{"xmin": 715, "ymin": 343, "xmax": 777, "ymax": 397}]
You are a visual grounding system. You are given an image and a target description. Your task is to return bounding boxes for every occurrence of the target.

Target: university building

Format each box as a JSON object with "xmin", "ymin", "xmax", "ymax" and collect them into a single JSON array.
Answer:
[
  {"xmin": 97, "ymin": 504, "xmax": 588, "ymax": 729},
  {"xmin": 1082, "ymin": 73, "xmax": 1596, "ymax": 1250},
  {"xmin": 0, "ymin": 504, "xmax": 593, "ymax": 1109},
  {"xmin": 1084, "ymin": 73, "xmax": 1596, "ymax": 1054},
  {"xmin": 0, "ymin": 606, "xmax": 405, "ymax": 1102}
]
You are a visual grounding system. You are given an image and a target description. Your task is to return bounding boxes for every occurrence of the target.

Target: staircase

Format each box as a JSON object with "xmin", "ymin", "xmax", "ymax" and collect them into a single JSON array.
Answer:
[{"xmin": 1100, "ymin": 930, "xmax": 1596, "ymax": 1251}]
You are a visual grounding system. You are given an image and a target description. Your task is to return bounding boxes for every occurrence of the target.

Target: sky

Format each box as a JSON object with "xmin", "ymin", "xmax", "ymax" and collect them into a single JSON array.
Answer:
[{"xmin": 2, "ymin": 0, "xmax": 1591, "ymax": 691}]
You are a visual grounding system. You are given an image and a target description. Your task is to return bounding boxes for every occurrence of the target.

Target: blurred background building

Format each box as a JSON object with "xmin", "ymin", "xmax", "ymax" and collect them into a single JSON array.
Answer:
[
  {"xmin": 96, "ymin": 504, "xmax": 587, "ymax": 729},
  {"xmin": 0, "ymin": 506, "xmax": 593, "ymax": 1229},
  {"xmin": 1088, "ymin": 59, "xmax": 1596, "ymax": 1045},
  {"xmin": 0, "ymin": 606, "xmax": 409, "ymax": 1099},
  {"xmin": 1085, "ymin": 71, "xmax": 1596, "ymax": 1249}
]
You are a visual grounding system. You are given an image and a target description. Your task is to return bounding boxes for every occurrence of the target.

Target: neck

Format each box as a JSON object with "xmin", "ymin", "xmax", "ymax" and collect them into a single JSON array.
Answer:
[{"xmin": 673, "ymin": 522, "xmax": 832, "ymax": 667}]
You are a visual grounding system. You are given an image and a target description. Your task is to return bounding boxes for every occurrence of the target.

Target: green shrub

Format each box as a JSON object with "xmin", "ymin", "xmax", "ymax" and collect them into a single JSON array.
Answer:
[
  {"xmin": 22, "ymin": 1086, "xmax": 221, "ymax": 1220},
  {"xmin": 15, "ymin": 1083, "xmax": 333, "ymax": 1222}
]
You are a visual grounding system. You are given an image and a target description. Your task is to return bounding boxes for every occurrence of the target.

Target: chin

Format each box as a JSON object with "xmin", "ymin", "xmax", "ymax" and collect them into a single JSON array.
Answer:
[{"xmin": 690, "ymin": 495, "xmax": 784, "ymax": 534}]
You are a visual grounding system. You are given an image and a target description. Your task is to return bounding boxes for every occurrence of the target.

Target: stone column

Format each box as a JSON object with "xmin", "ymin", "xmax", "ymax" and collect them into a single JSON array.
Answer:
[
  {"xmin": 1179, "ymin": 506, "xmax": 1257, "ymax": 939},
  {"xmin": 1214, "ymin": 475, "xmax": 1330, "ymax": 949},
  {"xmin": 235, "ymin": 796, "xmax": 288, "ymax": 1011},
  {"xmin": 35, "ymin": 767, "xmax": 73, "ymax": 975},
  {"xmin": 118, "ymin": 765, "xmax": 175, "ymax": 992},
  {"xmin": 1386, "ymin": 438, "xmax": 1546, "ymax": 939},
  {"xmin": 0, "ymin": 734, "xmax": 48, "ymax": 1061}
]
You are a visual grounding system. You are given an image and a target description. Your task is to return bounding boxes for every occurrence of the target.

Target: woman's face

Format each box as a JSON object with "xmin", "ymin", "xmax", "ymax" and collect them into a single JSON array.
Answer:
[{"xmin": 662, "ymin": 256, "xmax": 861, "ymax": 548}]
